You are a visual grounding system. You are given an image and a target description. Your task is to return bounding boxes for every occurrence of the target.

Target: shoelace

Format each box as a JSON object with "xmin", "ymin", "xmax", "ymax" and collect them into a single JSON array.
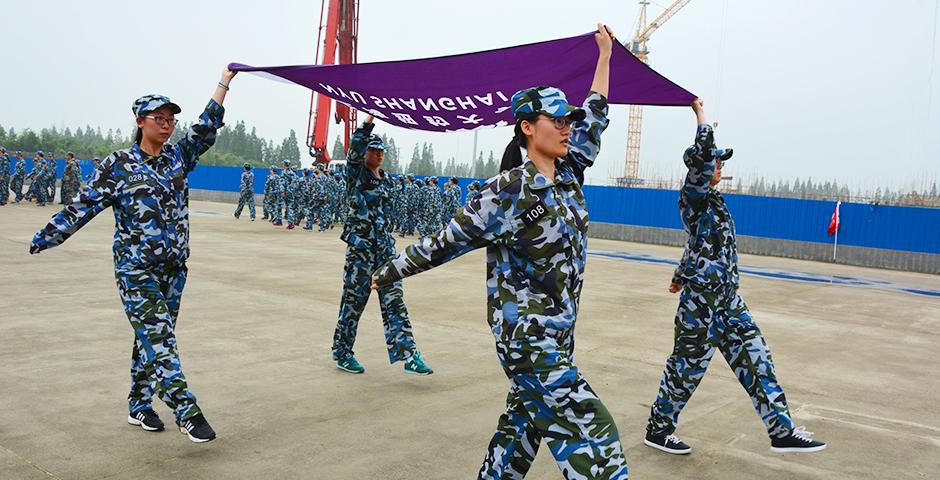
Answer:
[
  {"xmin": 666, "ymin": 434, "xmax": 683, "ymax": 445},
  {"xmin": 791, "ymin": 426, "xmax": 814, "ymax": 442}
]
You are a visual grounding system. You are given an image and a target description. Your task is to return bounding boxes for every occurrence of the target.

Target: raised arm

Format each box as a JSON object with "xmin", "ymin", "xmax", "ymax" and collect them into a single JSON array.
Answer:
[
  {"xmin": 346, "ymin": 114, "xmax": 376, "ymax": 171},
  {"xmin": 680, "ymin": 99, "xmax": 716, "ymax": 203},
  {"xmin": 176, "ymin": 68, "xmax": 236, "ymax": 172},
  {"xmin": 564, "ymin": 24, "xmax": 614, "ymax": 182},
  {"xmin": 590, "ymin": 23, "xmax": 614, "ymax": 98}
]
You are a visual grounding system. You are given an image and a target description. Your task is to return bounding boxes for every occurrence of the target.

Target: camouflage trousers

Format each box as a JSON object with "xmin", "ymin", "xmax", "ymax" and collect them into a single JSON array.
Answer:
[
  {"xmin": 316, "ymin": 204, "xmax": 333, "ymax": 231},
  {"xmin": 647, "ymin": 283, "xmax": 793, "ymax": 439},
  {"xmin": 400, "ymin": 210, "xmax": 417, "ymax": 235},
  {"xmin": 27, "ymin": 179, "xmax": 47, "ymax": 205},
  {"xmin": 479, "ymin": 335, "xmax": 629, "ymax": 479},
  {"xmin": 116, "ymin": 265, "xmax": 200, "ymax": 421},
  {"xmin": 262, "ymin": 194, "xmax": 274, "ymax": 219},
  {"xmin": 331, "ymin": 246, "xmax": 416, "ymax": 363},
  {"xmin": 47, "ymin": 178, "xmax": 56, "ymax": 202},
  {"xmin": 234, "ymin": 191, "xmax": 256, "ymax": 219},
  {"xmin": 60, "ymin": 182, "xmax": 79, "ymax": 205},
  {"xmin": 0, "ymin": 176, "xmax": 9, "ymax": 203},
  {"xmin": 11, "ymin": 175, "xmax": 24, "ymax": 202},
  {"xmin": 273, "ymin": 197, "xmax": 286, "ymax": 223}
]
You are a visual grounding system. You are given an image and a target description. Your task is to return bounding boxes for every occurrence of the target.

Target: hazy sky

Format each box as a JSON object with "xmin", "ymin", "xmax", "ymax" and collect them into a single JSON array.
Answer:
[{"xmin": 3, "ymin": 1, "xmax": 939, "ymax": 191}]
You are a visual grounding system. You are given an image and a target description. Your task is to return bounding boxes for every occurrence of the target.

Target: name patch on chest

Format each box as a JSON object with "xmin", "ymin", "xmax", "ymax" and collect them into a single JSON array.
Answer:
[
  {"xmin": 519, "ymin": 198, "xmax": 550, "ymax": 226},
  {"xmin": 127, "ymin": 173, "xmax": 147, "ymax": 185}
]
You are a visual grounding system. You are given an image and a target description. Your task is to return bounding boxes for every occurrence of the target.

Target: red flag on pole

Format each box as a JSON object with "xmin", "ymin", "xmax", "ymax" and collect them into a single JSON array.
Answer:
[{"xmin": 828, "ymin": 201, "xmax": 842, "ymax": 236}]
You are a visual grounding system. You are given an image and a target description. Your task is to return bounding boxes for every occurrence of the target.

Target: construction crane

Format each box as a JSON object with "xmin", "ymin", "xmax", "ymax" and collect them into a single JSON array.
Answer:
[
  {"xmin": 618, "ymin": 0, "xmax": 691, "ymax": 186},
  {"xmin": 306, "ymin": 0, "xmax": 360, "ymax": 164}
]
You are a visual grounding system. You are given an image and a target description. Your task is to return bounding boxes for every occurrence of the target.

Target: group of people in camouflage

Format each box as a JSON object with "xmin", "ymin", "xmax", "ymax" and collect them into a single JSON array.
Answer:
[
  {"xmin": 21, "ymin": 23, "xmax": 825, "ymax": 479},
  {"xmin": 388, "ymin": 174, "xmax": 465, "ymax": 237},
  {"xmin": 0, "ymin": 148, "xmax": 89, "ymax": 207},
  {"xmin": 249, "ymin": 161, "xmax": 348, "ymax": 231},
  {"xmin": 242, "ymin": 159, "xmax": 475, "ymax": 236}
]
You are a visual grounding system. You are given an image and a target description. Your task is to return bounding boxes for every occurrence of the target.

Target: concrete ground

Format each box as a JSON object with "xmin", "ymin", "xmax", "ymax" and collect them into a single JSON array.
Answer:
[{"xmin": 2, "ymin": 199, "xmax": 938, "ymax": 480}]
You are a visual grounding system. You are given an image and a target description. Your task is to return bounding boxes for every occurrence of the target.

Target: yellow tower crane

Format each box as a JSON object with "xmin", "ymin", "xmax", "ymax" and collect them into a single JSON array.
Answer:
[{"xmin": 619, "ymin": 0, "xmax": 692, "ymax": 186}]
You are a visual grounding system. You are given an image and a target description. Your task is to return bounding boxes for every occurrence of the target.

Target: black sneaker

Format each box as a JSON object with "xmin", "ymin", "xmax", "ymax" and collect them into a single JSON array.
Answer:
[
  {"xmin": 644, "ymin": 432, "xmax": 692, "ymax": 455},
  {"xmin": 127, "ymin": 409, "xmax": 165, "ymax": 432},
  {"xmin": 177, "ymin": 413, "xmax": 216, "ymax": 443},
  {"xmin": 771, "ymin": 426, "xmax": 826, "ymax": 453}
]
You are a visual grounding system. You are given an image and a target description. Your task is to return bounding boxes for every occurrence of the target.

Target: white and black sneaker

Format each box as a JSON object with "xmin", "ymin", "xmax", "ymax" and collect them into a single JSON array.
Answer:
[
  {"xmin": 644, "ymin": 432, "xmax": 692, "ymax": 455},
  {"xmin": 127, "ymin": 409, "xmax": 165, "ymax": 432},
  {"xmin": 177, "ymin": 413, "xmax": 216, "ymax": 443},
  {"xmin": 771, "ymin": 426, "xmax": 826, "ymax": 453}
]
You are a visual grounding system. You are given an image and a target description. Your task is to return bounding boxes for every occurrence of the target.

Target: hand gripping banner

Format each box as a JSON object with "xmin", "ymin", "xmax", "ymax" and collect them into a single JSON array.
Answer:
[{"xmin": 229, "ymin": 32, "xmax": 695, "ymax": 132}]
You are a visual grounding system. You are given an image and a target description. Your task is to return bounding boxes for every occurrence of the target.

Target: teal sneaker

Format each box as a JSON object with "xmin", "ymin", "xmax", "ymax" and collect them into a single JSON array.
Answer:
[
  {"xmin": 336, "ymin": 355, "xmax": 365, "ymax": 374},
  {"xmin": 403, "ymin": 351, "xmax": 433, "ymax": 375}
]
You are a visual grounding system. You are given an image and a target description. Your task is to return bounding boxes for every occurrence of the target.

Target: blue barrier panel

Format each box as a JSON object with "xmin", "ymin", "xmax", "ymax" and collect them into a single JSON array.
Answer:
[{"xmin": 76, "ymin": 162, "xmax": 937, "ymax": 255}]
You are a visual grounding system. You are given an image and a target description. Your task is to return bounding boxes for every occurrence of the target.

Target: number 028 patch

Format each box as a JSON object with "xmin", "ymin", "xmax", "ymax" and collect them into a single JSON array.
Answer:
[{"xmin": 519, "ymin": 198, "xmax": 550, "ymax": 226}]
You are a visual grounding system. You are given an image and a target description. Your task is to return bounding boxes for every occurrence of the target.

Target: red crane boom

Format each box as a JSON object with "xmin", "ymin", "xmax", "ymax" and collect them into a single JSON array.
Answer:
[{"xmin": 306, "ymin": 0, "xmax": 359, "ymax": 163}]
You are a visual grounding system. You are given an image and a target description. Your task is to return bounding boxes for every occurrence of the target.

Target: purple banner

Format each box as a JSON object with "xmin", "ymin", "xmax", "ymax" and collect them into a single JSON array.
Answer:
[{"xmin": 229, "ymin": 32, "xmax": 695, "ymax": 132}]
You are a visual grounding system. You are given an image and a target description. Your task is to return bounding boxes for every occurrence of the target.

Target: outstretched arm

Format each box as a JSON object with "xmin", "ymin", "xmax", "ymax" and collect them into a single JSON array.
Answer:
[{"xmin": 590, "ymin": 23, "xmax": 614, "ymax": 97}]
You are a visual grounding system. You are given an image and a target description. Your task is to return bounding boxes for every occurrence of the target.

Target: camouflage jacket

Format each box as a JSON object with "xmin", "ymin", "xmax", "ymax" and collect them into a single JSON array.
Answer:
[
  {"xmin": 0, "ymin": 155, "xmax": 9, "ymax": 179},
  {"xmin": 29, "ymin": 99, "xmax": 225, "ymax": 269},
  {"xmin": 671, "ymin": 124, "xmax": 739, "ymax": 291},
  {"xmin": 12, "ymin": 158, "xmax": 26, "ymax": 178},
  {"xmin": 63, "ymin": 160, "xmax": 80, "ymax": 187},
  {"xmin": 29, "ymin": 162, "xmax": 45, "ymax": 181},
  {"xmin": 240, "ymin": 170, "xmax": 254, "ymax": 195},
  {"xmin": 340, "ymin": 122, "xmax": 397, "ymax": 252},
  {"xmin": 375, "ymin": 92, "xmax": 609, "ymax": 342},
  {"xmin": 263, "ymin": 173, "xmax": 279, "ymax": 196},
  {"xmin": 279, "ymin": 169, "xmax": 296, "ymax": 200}
]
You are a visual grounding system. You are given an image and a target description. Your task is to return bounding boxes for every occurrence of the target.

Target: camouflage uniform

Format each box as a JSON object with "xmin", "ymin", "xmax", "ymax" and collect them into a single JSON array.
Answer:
[
  {"xmin": 417, "ymin": 180, "xmax": 443, "ymax": 236},
  {"xmin": 332, "ymin": 122, "xmax": 418, "ymax": 364},
  {"xmin": 272, "ymin": 165, "xmax": 291, "ymax": 224},
  {"xmin": 334, "ymin": 174, "xmax": 348, "ymax": 224},
  {"xmin": 0, "ymin": 151, "xmax": 10, "ymax": 204},
  {"xmin": 262, "ymin": 168, "xmax": 278, "ymax": 220},
  {"xmin": 61, "ymin": 158, "xmax": 81, "ymax": 204},
  {"xmin": 374, "ymin": 90, "xmax": 628, "ymax": 479},
  {"xmin": 46, "ymin": 155, "xmax": 57, "ymax": 201},
  {"xmin": 442, "ymin": 181, "xmax": 462, "ymax": 225},
  {"xmin": 29, "ymin": 97, "xmax": 225, "ymax": 422},
  {"xmin": 317, "ymin": 172, "xmax": 337, "ymax": 231},
  {"xmin": 647, "ymin": 124, "xmax": 794, "ymax": 440},
  {"xmin": 402, "ymin": 179, "xmax": 419, "ymax": 235},
  {"xmin": 10, "ymin": 155, "xmax": 26, "ymax": 202},
  {"xmin": 28, "ymin": 159, "xmax": 47, "ymax": 206},
  {"xmin": 303, "ymin": 170, "xmax": 318, "ymax": 229},
  {"xmin": 465, "ymin": 181, "xmax": 482, "ymax": 206},
  {"xmin": 234, "ymin": 167, "xmax": 256, "ymax": 219}
]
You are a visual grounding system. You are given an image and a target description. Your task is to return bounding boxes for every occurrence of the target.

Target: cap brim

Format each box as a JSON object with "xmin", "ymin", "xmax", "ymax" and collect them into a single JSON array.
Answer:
[
  {"xmin": 717, "ymin": 148, "xmax": 734, "ymax": 161},
  {"xmin": 553, "ymin": 106, "xmax": 586, "ymax": 122}
]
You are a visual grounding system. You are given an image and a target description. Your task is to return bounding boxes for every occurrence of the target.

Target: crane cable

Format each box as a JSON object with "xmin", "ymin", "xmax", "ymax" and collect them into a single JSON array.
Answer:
[{"xmin": 713, "ymin": 0, "xmax": 729, "ymax": 126}]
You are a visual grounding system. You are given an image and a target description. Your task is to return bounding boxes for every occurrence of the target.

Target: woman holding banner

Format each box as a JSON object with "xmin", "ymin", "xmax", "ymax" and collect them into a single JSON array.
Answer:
[
  {"xmin": 372, "ymin": 23, "xmax": 628, "ymax": 480},
  {"xmin": 28, "ymin": 68, "xmax": 237, "ymax": 443}
]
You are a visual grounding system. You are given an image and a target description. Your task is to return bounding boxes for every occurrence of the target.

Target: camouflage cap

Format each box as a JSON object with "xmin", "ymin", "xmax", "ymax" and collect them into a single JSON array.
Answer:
[
  {"xmin": 132, "ymin": 94, "xmax": 182, "ymax": 117},
  {"xmin": 0, "ymin": 146, "xmax": 5, "ymax": 152},
  {"xmin": 511, "ymin": 86, "xmax": 586, "ymax": 122},
  {"xmin": 366, "ymin": 135, "xmax": 386, "ymax": 151},
  {"xmin": 36, "ymin": 150, "xmax": 44, "ymax": 157},
  {"xmin": 243, "ymin": 162, "xmax": 251, "ymax": 169}
]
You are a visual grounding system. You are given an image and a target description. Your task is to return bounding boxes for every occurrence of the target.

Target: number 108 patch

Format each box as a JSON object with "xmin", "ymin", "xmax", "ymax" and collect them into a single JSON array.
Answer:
[{"xmin": 519, "ymin": 198, "xmax": 550, "ymax": 226}]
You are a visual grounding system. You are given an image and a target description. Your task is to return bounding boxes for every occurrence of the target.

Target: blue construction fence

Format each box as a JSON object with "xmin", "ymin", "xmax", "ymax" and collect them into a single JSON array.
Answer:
[{"xmin": 15, "ymin": 159, "xmax": 940, "ymax": 255}]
